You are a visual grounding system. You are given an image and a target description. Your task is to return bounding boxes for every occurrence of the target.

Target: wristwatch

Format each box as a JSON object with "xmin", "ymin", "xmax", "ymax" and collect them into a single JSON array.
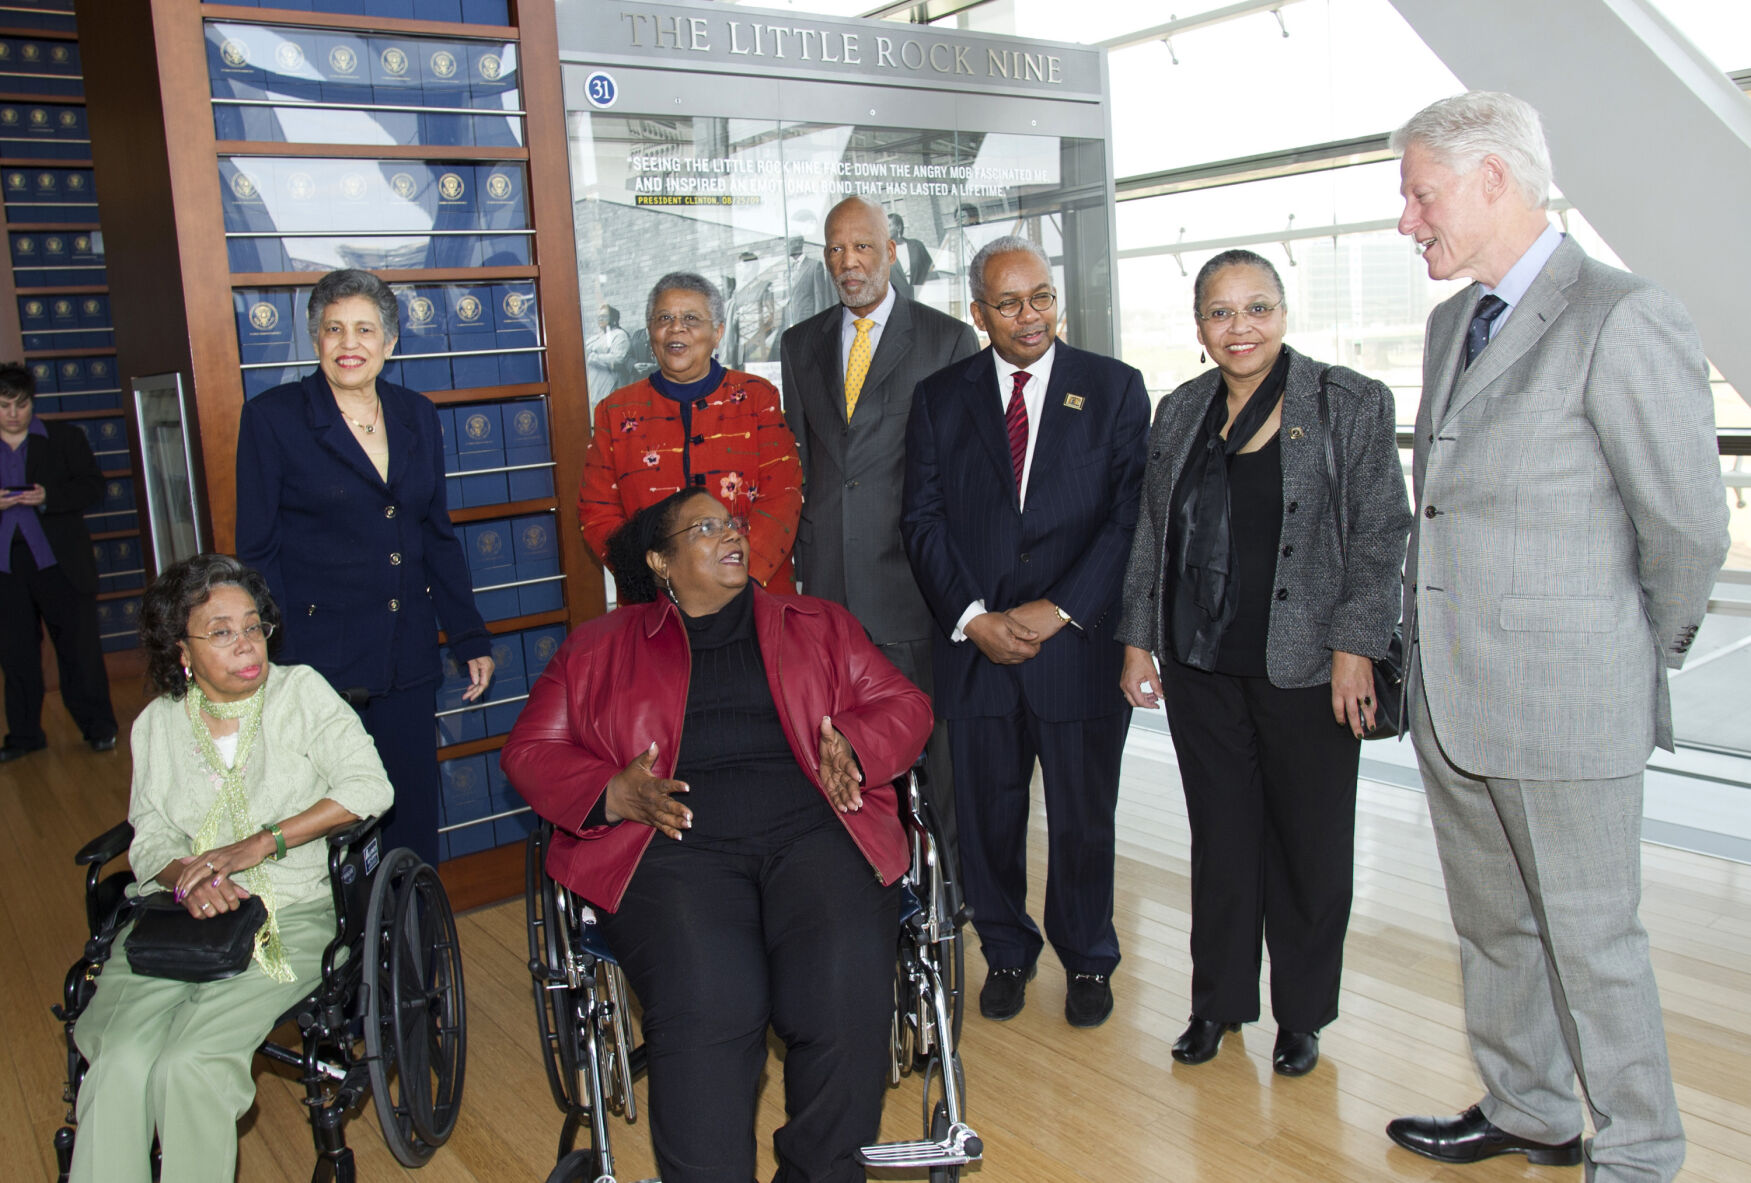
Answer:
[{"xmin": 1053, "ymin": 603, "xmax": 1074, "ymax": 626}]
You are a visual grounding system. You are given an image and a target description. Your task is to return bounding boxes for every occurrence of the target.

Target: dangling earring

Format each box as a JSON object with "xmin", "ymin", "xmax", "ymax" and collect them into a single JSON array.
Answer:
[
  {"xmin": 183, "ymin": 662, "xmax": 192, "ymax": 680},
  {"xmin": 662, "ymin": 574, "xmax": 677, "ymax": 604},
  {"xmin": 1199, "ymin": 350, "xmax": 1206, "ymax": 364}
]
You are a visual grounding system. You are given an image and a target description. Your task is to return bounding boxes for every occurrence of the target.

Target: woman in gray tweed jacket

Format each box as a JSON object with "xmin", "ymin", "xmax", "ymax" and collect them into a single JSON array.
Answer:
[{"xmin": 1116, "ymin": 249, "xmax": 1411, "ymax": 1077}]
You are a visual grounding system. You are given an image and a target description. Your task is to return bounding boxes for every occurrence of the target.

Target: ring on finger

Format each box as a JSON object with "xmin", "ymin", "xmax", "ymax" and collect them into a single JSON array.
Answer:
[{"xmin": 201, "ymin": 901, "xmax": 213, "ymax": 911}]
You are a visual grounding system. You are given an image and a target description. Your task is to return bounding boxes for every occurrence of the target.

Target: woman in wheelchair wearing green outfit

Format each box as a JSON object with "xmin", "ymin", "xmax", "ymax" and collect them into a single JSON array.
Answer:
[
  {"xmin": 504, "ymin": 488, "xmax": 934, "ymax": 1183},
  {"xmin": 69, "ymin": 553, "xmax": 393, "ymax": 1183}
]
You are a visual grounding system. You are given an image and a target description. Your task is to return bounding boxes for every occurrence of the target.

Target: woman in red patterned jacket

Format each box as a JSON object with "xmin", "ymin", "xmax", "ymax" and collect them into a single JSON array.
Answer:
[
  {"xmin": 505, "ymin": 487, "xmax": 931, "ymax": 1183},
  {"xmin": 579, "ymin": 271, "xmax": 802, "ymax": 592}
]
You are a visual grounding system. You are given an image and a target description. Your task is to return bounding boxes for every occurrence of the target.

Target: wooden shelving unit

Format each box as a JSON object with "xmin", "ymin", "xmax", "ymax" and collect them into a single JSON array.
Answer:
[{"xmin": 0, "ymin": 5, "xmax": 146, "ymax": 675}]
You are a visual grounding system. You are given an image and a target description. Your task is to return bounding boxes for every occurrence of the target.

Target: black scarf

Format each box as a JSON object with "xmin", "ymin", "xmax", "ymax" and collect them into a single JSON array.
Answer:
[{"xmin": 1162, "ymin": 347, "xmax": 1291, "ymax": 670}]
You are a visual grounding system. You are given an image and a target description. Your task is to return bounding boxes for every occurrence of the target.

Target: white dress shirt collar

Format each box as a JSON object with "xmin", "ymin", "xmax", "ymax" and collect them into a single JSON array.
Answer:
[{"xmin": 1480, "ymin": 222, "xmax": 1564, "ymax": 340}]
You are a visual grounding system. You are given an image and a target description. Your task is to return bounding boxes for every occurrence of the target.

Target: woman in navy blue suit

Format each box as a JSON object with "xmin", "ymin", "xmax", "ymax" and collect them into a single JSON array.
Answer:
[{"xmin": 236, "ymin": 269, "xmax": 493, "ymax": 865}]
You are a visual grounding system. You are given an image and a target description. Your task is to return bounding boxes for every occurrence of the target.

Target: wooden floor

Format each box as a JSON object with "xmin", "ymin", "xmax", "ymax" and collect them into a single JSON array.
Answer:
[{"xmin": 4, "ymin": 685, "xmax": 1750, "ymax": 1182}]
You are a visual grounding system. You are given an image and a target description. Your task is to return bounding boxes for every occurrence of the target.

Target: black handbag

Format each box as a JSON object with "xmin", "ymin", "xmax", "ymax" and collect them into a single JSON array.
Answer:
[
  {"xmin": 123, "ymin": 891, "xmax": 268, "ymax": 982},
  {"xmin": 1316, "ymin": 371, "xmax": 1406, "ymax": 740}
]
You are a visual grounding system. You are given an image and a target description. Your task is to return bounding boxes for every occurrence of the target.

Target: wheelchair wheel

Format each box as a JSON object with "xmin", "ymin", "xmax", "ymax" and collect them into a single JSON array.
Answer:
[
  {"xmin": 364, "ymin": 848, "xmax": 467, "ymax": 1166},
  {"xmin": 543, "ymin": 1147, "xmax": 604, "ymax": 1183},
  {"xmin": 526, "ymin": 827, "xmax": 583, "ymax": 1115}
]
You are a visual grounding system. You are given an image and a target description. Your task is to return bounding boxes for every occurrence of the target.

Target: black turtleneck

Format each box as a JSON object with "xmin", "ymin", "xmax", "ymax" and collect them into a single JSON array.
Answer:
[{"xmin": 669, "ymin": 583, "xmax": 831, "ymax": 850}]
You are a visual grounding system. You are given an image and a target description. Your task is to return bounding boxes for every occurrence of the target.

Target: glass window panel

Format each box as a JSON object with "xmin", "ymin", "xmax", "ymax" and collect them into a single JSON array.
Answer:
[
  {"xmin": 1103, "ymin": 0, "xmax": 1460, "ymax": 177},
  {"xmin": 1118, "ymin": 166, "xmax": 1745, "ymax": 428},
  {"xmin": 1646, "ymin": 0, "xmax": 1751, "ymax": 75}
]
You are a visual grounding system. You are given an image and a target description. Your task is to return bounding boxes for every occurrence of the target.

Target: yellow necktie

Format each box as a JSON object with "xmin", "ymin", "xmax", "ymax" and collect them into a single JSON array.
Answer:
[{"xmin": 844, "ymin": 317, "xmax": 874, "ymax": 420}]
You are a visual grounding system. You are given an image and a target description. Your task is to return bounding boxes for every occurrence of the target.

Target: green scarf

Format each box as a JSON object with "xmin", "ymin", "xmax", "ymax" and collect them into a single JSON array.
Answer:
[{"xmin": 186, "ymin": 675, "xmax": 292, "ymax": 983}]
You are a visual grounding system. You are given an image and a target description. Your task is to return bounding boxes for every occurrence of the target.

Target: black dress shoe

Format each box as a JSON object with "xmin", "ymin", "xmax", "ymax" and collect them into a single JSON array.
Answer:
[
  {"xmin": 0, "ymin": 738, "xmax": 46, "ymax": 762},
  {"xmin": 979, "ymin": 963, "xmax": 1036, "ymax": 1021},
  {"xmin": 1065, "ymin": 973, "xmax": 1113, "ymax": 1028},
  {"xmin": 1272, "ymin": 1029, "xmax": 1319, "ymax": 1076},
  {"xmin": 1171, "ymin": 1016, "xmax": 1240, "ymax": 1064},
  {"xmin": 88, "ymin": 734, "xmax": 117, "ymax": 753},
  {"xmin": 1387, "ymin": 1105, "xmax": 1583, "ymax": 1166}
]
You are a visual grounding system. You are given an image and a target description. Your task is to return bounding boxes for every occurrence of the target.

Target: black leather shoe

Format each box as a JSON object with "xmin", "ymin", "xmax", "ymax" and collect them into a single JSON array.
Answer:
[
  {"xmin": 0, "ymin": 738, "xmax": 46, "ymax": 763},
  {"xmin": 1171, "ymin": 1016, "xmax": 1240, "ymax": 1064},
  {"xmin": 88, "ymin": 734, "xmax": 117, "ymax": 753},
  {"xmin": 1387, "ymin": 1105, "xmax": 1583, "ymax": 1166},
  {"xmin": 979, "ymin": 963, "xmax": 1036, "ymax": 1021},
  {"xmin": 1065, "ymin": 973, "xmax": 1113, "ymax": 1028},
  {"xmin": 1272, "ymin": 1029, "xmax": 1319, "ymax": 1076}
]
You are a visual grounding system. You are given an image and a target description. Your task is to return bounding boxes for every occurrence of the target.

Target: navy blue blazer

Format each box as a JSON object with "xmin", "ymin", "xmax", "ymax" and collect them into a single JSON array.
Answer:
[
  {"xmin": 901, "ymin": 341, "xmax": 1150, "ymax": 722},
  {"xmin": 235, "ymin": 372, "xmax": 491, "ymax": 695}
]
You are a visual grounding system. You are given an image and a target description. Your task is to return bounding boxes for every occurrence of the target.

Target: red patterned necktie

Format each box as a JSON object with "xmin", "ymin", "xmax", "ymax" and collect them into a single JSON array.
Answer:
[{"xmin": 1006, "ymin": 370, "xmax": 1031, "ymax": 492}]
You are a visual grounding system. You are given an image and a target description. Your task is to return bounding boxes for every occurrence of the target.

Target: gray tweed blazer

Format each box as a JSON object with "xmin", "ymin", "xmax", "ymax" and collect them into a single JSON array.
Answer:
[
  {"xmin": 1406, "ymin": 236, "xmax": 1728, "ymax": 778},
  {"xmin": 1115, "ymin": 347, "xmax": 1412, "ymax": 688}
]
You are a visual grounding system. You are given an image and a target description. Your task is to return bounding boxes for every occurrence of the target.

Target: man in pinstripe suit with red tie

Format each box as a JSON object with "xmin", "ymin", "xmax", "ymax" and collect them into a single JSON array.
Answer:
[{"xmin": 901, "ymin": 236, "xmax": 1150, "ymax": 1028}]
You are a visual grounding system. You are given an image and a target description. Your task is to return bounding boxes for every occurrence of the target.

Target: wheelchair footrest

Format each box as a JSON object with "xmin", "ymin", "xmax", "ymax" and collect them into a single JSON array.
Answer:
[{"xmin": 856, "ymin": 1124, "xmax": 982, "ymax": 1169}]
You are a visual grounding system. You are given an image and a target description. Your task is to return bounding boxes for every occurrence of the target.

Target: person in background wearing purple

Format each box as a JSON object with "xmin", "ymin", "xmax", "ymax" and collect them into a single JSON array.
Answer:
[{"xmin": 0, "ymin": 360, "xmax": 116, "ymax": 761}]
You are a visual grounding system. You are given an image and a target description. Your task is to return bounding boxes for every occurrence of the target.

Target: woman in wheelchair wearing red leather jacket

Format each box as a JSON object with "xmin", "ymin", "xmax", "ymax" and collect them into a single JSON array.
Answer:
[
  {"xmin": 503, "ymin": 487, "xmax": 932, "ymax": 1183},
  {"xmin": 69, "ymin": 554, "xmax": 393, "ymax": 1183}
]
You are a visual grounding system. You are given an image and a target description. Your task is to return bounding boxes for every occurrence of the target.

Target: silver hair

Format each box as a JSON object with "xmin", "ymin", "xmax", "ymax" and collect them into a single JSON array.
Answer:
[
  {"xmin": 968, "ymin": 235, "xmax": 1051, "ymax": 304},
  {"xmin": 645, "ymin": 271, "xmax": 726, "ymax": 329},
  {"xmin": 307, "ymin": 268, "xmax": 400, "ymax": 344},
  {"xmin": 1390, "ymin": 90, "xmax": 1553, "ymax": 210}
]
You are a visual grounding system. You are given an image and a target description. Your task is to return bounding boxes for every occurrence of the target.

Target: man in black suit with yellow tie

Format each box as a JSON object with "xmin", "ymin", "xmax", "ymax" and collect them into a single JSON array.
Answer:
[
  {"xmin": 901, "ymin": 237, "xmax": 1149, "ymax": 1027},
  {"xmin": 782, "ymin": 196, "xmax": 978, "ymax": 853}
]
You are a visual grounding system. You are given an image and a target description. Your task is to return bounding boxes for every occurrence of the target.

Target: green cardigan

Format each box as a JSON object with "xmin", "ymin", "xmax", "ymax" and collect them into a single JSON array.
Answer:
[{"xmin": 126, "ymin": 663, "xmax": 395, "ymax": 906}]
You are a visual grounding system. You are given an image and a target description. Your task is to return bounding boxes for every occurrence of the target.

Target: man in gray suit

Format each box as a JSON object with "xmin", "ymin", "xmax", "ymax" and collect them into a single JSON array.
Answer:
[
  {"xmin": 1385, "ymin": 92, "xmax": 1728, "ymax": 1182},
  {"xmin": 781, "ymin": 195, "xmax": 978, "ymax": 849}
]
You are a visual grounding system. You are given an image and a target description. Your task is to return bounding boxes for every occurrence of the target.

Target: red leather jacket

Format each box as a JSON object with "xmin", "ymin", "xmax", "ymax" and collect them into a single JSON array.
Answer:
[{"xmin": 501, "ymin": 587, "xmax": 932, "ymax": 912}]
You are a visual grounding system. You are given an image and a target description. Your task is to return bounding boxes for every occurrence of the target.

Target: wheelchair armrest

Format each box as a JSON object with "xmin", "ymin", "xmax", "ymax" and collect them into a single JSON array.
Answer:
[
  {"xmin": 324, "ymin": 815, "xmax": 378, "ymax": 852},
  {"xmin": 75, "ymin": 821, "xmax": 135, "ymax": 867}
]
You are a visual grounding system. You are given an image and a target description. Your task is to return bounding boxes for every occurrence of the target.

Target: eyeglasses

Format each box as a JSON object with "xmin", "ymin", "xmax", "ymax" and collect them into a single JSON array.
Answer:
[
  {"xmin": 976, "ymin": 291, "xmax": 1057, "ymax": 319},
  {"xmin": 186, "ymin": 622, "xmax": 275, "ymax": 646},
  {"xmin": 650, "ymin": 312, "xmax": 711, "ymax": 331},
  {"xmin": 1197, "ymin": 301, "xmax": 1281, "ymax": 324},
  {"xmin": 667, "ymin": 515, "xmax": 747, "ymax": 542}
]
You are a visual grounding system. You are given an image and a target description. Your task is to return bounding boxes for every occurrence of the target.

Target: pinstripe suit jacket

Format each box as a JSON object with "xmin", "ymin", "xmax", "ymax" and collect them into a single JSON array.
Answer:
[
  {"xmin": 901, "ymin": 342, "xmax": 1150, "ymax": 722},
  {"xmin": 781, "ymin": 294, "xmax": 978, "ymax": 645},
  {"xmin": 1406, "ymin": 236, "xmax": 1728, "ymax": 779}
]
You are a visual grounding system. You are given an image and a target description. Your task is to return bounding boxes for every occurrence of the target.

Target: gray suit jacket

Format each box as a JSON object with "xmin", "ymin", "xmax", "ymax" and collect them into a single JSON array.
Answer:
[
  {"xmin": 1406, "ymin": 236, "xmax": 1728, "ymax": 779},
  {"xmin": 1115, "ymin": 347, "xmax": 1411, "ymax": 688},
  {"xmin": 781, "ymin": 294, "xmax": 978, "ymax": 645}
]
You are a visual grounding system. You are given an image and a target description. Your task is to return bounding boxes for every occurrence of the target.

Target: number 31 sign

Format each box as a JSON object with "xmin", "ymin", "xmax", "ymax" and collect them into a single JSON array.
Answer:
[{"xmin": 585, "ymin": 71, "xmax": 618, "ymax": 110}]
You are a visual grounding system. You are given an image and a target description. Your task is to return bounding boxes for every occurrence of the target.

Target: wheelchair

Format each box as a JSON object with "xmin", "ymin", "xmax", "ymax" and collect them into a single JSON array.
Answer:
[
  {"xmin": 51, "ymin": 816, "xmax": 467, "ymax": 1183},
  {"xmin": 858, "ymin": 770, "xmax": 982, "ymax": 1181},
  {"xmin": 524, "ymin": 819, "xmax": 647, "ymax": 1183},
  {"xmin": 523, "ymin": 770, "xmax": 980, "ymax": 1183}
]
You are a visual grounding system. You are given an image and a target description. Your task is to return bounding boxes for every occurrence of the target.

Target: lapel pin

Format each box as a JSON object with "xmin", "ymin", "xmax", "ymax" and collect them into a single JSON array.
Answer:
[
  {"xmin": 1064, "ymin": 393, "xmax": 1084, "ymax": 410},
  {"xmin": 1287, "ymin": 426, "xmax": 1304, "ymax": 440}
]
